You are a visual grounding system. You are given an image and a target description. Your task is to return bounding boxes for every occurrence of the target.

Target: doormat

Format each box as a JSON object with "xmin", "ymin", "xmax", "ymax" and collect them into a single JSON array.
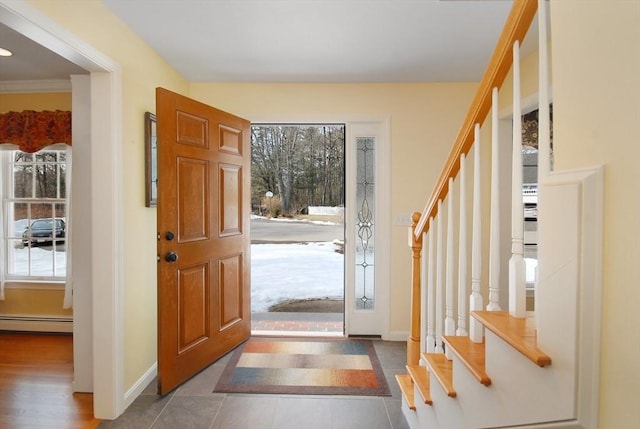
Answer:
[{"xmin": 213, "ymin": 337, "xmax": 390, "ymax": 396}]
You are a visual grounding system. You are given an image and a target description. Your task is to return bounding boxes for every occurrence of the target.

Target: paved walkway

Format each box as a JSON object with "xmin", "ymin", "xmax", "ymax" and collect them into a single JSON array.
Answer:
[{"xmin": 251, "ymin": 312, "xmax": 344, "ymax": 336}]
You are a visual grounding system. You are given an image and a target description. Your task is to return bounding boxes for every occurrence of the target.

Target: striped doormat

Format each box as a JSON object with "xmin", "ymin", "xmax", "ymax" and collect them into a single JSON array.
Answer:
[{"xmin": 213, "ymin": 337, "xmax": 390, "ymax": 396}]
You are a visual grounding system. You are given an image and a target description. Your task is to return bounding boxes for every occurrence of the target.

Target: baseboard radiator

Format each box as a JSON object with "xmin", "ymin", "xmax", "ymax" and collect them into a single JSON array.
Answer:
[{"xmin": 0, "ymin": 315, "xmax": 73, "ymax": 333}]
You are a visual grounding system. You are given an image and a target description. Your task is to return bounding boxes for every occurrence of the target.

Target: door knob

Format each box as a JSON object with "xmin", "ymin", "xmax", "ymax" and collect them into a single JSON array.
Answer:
[{"xmin": 165, "ymin": 252, "xmax": 178, "ymax": 263}]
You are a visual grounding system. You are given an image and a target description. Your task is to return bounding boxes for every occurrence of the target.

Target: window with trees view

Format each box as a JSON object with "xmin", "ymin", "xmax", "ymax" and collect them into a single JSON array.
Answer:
[
  {"xmin": 251, "ymin": 124, "xmax": 345, "ymax": 217},
  {"xmin": 2, "ymin": 150, "xmax": 68, "ymax": 280}
]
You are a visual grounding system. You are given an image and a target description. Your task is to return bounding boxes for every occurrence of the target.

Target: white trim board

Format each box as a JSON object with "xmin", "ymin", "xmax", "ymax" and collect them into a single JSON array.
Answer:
[{"xmin": 124, "ymin": 362, "xmax": 157, "ymax": 410}]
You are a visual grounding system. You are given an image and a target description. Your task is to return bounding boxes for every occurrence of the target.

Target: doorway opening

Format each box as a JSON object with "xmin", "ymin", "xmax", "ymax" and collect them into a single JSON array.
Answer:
[
  {"xmin": 249, "ymin": 124, "xmax": 345, "ymax": 336},
  {"xmin": 522, "ymin": 103, "xmax": 553, "ymax": 311}
]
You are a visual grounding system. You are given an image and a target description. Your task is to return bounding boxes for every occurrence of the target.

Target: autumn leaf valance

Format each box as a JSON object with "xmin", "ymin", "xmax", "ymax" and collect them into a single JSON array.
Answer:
[{"xmin": 0, "ymin": 110, "xmax": 72, "ymax": 153}]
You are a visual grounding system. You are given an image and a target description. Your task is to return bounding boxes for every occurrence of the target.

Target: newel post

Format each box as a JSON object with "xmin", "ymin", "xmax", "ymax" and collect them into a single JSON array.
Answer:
[{"xmin": 407, "ymin": 212, "xmax": 423, "ymax": 366}]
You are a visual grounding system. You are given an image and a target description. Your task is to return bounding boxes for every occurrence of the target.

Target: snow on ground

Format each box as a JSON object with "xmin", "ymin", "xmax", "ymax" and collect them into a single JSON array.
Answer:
[
  {"xmin": 9, "ymin": 246, "xmax": 66, "ymax": 277},
  {"xmin": 10, "ymin": 230, "xmax": 536, "ymax": 312},
  {"xmin": 251, "ymin": 242, "xmax": 343, "ymax": 312},
  {"xmin": 9, "ymin": 240, "xmax": 344, "ymax": 313}
]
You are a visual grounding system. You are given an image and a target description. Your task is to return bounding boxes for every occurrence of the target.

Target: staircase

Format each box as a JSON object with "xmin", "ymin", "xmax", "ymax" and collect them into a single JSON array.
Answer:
[{"xmin": 396, "ymin": 1, "xmax": 603, "ymax": 428}]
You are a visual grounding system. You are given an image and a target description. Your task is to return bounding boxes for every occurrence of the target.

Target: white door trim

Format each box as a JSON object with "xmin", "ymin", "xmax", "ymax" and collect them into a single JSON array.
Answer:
[{"xmin": 0, "ymin": 0, "xmax": 125, "ymax": 419}]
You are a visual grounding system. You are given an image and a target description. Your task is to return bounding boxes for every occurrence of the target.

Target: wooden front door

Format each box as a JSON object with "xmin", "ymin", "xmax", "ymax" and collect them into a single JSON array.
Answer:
[{"xmin": 156, "ymin": 88, "xmax": 251, "ymax": 394}]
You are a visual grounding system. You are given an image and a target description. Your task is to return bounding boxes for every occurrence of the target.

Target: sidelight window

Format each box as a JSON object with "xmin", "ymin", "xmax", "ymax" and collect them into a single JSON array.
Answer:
[{"xmin": 355, "ymin": 137, "xmax": 375, "ymax": 310}]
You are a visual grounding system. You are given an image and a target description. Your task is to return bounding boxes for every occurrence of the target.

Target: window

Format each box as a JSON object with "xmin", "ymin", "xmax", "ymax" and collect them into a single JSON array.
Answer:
[
  {"xmin": 2, "ymin": 150, "xmax": 68, "ymax": 280},
  {"xmin": 355, "ymin": 137, "xmax": 375, "ymax": 310}
]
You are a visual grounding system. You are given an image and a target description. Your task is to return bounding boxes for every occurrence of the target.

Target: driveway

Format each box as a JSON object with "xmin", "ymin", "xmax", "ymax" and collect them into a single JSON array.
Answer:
[{"xmin": 250, "ymin": 217, "xmax": 344, "ymax": 244}]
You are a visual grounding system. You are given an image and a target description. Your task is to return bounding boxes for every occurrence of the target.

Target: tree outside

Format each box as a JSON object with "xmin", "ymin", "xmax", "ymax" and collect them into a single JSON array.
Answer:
[
  {"xmin": 11, "ymin": 150, "xmax": 67, "ymax": 221},
  {"xmin": 251, "ymin": 124, "xmax": 345, "ymax": 217}
]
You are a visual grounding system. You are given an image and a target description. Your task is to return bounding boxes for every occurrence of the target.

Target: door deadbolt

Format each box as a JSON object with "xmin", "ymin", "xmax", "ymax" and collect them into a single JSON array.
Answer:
[{"xmin": 165, "ymin": 231, "xmax": 175, "ymax": 241}]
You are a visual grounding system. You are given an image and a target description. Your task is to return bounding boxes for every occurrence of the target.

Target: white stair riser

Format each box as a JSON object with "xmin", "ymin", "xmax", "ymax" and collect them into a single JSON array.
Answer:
[
  {"xmin": 450, "ymin": 353, "xmax": 508, "ymax": 429},
  {"xmin": 485, "ymin": 330, "xmax": 575, "ymax": 424}
]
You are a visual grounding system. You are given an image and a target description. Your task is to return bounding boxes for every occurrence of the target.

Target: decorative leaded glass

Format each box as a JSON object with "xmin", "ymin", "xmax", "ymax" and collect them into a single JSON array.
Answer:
[{"xmin": 355, "ymin": 137, "xmax": 375, "ymax": 310}]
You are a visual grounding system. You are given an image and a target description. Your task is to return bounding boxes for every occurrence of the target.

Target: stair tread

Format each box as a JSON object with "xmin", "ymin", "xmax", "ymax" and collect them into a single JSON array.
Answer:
[
  {"xmin": 395, "ymin": 374, "xmax": 416, "ymax": 410},
  {"xmin": 423, "ymin": 353, "xmax": 457, "ymax": 397},
  {"xmin": 471, "ymin": 311, "xmax": 552, "ymax": 367},
  {"xmin": 442, "ymin": 336, "xmax": 491, "ymax": 386},
  {"xmin": 406, "ymin": 365, "xmax": 433, "ymax": 404}
]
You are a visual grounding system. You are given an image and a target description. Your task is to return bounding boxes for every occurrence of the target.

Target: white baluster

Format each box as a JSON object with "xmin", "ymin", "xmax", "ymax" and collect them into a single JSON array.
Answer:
[
  {"xmin": 509, "ymin": 40, "xmax": 526, "ymax": 318},
  {"xmin": 538, "ymin": 0, "xmax": 551, "ymax": 178},
  {"xmin": 445, "ymin": 178, "xmax": 456, "ymax": 359},
  {"xmin": 469, "ymin": 124, "xmax": 484, "ymax": 343},
  {"xmin": 435, "ymin": 200, "xmax": 445, "ymax": 354},
  {"xmin": 487, "ymin": 87, "xmax": 502, "ymax": 311},
  {"xmin": 426, "ymin": 217, "xmax": 436, "ymax": 353},
  {"xmin": 420, "ymin": 229, "xmax": 427, "ymax": 354},
  {"xmin": 457, "ymin": 154, "xmax": 468, "ymax": 336}
]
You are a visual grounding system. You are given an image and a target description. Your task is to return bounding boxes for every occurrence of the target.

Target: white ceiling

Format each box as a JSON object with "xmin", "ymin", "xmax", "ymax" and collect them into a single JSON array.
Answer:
[
  {"xmin": 0, "ymin": 0, "xmax": 538, "ymax": 84},
  {"xmin": 0, "ymin": 22, "xmax": 88, "ymax": 81}
]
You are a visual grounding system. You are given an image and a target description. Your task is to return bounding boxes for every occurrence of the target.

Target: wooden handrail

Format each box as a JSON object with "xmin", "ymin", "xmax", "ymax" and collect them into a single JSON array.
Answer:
[{"xmin": 415, "ymin": 0, "xmax": 538, "ymax": 238}]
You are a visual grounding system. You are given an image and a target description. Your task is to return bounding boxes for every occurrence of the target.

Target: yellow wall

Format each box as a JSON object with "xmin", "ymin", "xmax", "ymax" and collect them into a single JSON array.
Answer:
[
  {"xmin": 551, "ymin": 2, "xmax": 640, "ymax": 428},
  {"xmin": 26, "ymin": 0, "xmax": 189, "ymax": 390},
  {"xmin": 0, "ymin": 91, "xmax": 72, "ymax": 318},
  {"xmin": 0, "ymin": 288, "xmax": 72, "ymax": 317},
  {"xmin": 0, "ymin": 92, "xmax": 72, "ymax": 112},
  {"xmin": 189, "ymin": 82, "xmax": 477, "ymax": 333}
]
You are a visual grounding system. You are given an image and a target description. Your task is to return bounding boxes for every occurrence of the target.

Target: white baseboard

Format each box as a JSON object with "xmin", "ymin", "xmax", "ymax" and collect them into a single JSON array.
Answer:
[
  {"xmin": 508, "ymin": 419, "xmax": 586, "ymax": 429},
  {"xmin": 123, "ymin": 362, "xmax": 157, "ymax": 410},
  {"xmin": 0, "ymin": 316, "xmax": 73, "ymax": 333}
]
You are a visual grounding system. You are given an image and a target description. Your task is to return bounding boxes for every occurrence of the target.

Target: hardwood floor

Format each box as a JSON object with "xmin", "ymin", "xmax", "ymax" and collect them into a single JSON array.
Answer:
[{"xmin": 0, "ymin": 332, "xmax": 101, "ymax": 429}]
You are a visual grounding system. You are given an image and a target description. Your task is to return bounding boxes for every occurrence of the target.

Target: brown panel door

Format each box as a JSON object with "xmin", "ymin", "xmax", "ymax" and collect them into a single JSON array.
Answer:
[{"xmin": 156, "ymin": 88, "xmax": 251, "ymax": 394}]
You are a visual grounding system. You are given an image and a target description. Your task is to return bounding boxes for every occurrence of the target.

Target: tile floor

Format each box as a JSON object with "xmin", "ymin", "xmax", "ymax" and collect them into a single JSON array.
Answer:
[{"xmin": 97, "ymin": 339, "xmax": 410, "ymax": 429}]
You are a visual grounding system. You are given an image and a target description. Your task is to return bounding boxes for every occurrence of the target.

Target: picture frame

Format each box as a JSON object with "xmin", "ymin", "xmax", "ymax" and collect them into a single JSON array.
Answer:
[{"xmin": 144, "ymin": 112, "xmax": 158, "ymax": 207}]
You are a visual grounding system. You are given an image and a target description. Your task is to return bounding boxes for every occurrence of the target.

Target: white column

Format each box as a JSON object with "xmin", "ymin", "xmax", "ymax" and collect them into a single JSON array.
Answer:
[
  {"xmin": 487, "ymin": 87, "xmax": 502, "ymax": 311},
  {"xmin": 509, "ymin": 40, "xmax": 526, "ymax": 318},
  {"xmin": 435, "ymin": 200, "xmax": 444, "ymax": 354},
  {"xmin": 426, "ymin": 217, "xmax": 436, "ymax": 353},
  {"xmin": 445, "ymin": 178, "xmax": 456, "ymax": 359},
  {"xmin": 538, "ymin": 0, "xmax": 551, "ymax": 179},
  {"xmin": 469, "ymin": 124, "xmax": 484, "ymax": 343},
  {"xmin": 457, "ymin": 154, "xmax": 468, "ymax": 336}
]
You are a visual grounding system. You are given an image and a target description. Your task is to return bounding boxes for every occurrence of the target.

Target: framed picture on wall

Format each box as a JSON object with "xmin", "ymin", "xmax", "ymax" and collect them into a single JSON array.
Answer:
[{"xmin": 144, "ymin": 112, "xmax": 157, "ymax": 207}]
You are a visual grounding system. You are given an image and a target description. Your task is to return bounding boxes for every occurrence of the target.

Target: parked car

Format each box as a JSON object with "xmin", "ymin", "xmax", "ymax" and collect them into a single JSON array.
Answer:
[{"xmin": 22, "ymin": 218, "xmax": 66, "ymax": 246}]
